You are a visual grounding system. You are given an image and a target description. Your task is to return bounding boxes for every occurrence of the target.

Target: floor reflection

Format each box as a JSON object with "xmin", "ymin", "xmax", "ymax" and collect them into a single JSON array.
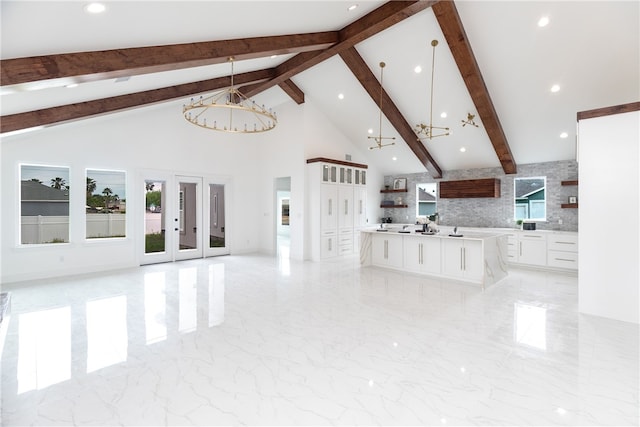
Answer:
[
  {"xmin": 18, "ymin": 306, "xmax": 71, "ymax": 393},
  {"xmin": 86, "ymin": 296, "xmax": 127, "ymax": 373}
]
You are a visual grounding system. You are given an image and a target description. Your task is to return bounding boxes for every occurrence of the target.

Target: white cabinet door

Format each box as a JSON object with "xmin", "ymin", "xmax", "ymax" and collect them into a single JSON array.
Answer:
[
  {"xmin": 442, "ymin": 238, "xmax": 483, "ymax": 281},
  {"xmin": 320, "ymin": 184, "xmax": 338, "ymax": 231},
  {"xmin": 462, "ymin": 239, "xmax": 484, "ymax": 281},
  {"xmin": 338, "ymin": 185, "xmax": 354, "ymax": 229},
  {"xmin": 518, "ymin": 234, "xmax": 546, "ymax": 266},
  {"xmin": 404, "ymin": 237, "xmax": 442, "ymax": 274},
  {"xmin": 321, "ymin": 232, "xmax": 337, "ymax": 259},
  {"xmin": 372, "ymin": 233, "xmax": 403, "ymax": 268},
  {"xmin": 422, "ymin": 237, "xmax": 442, "ymax": 274},
  {"xmin": 403, "ymin": 237, "xmax": 422, "ymax": 272},
  {"xmin": 321, "ymin": 164, "xmax": 337, "ymax": 183},
  {"xmin": 355, "ymin": 187, "xmax": 367, "ymax": 227}
]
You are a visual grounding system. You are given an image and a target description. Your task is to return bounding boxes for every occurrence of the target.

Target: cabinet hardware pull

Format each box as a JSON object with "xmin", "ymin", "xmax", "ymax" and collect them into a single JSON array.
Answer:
[
  {"xmin": 519, "ymin": 241, "xmax": 522, "ymax": 256},
  {"xmin": 555, "ymin": 258, "xmax": 574, "ymax": 262},
  {"xmin": 463, "ymin": 247, "xmax": 466, "ymax": 270},
  {"xmin": 328, "ymin": 199, "xmax": 332, "ymax": 215},
  {"xmin": 345, "ymin": 200, "xmax": 348, "ymax": 215}
]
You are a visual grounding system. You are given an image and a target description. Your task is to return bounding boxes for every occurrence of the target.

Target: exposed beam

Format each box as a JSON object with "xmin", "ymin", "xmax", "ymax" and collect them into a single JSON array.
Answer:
[
  {"xmin": 432, "ymin": 1, "xmax": 517, "ymax": 174},
  {"xmin": 0, "ymin": 69, "xmax": 274, "ymax": 134},
  {"xmin": 244, "ymin": 1, "xmax": 438, "ymax": 98},
  {"xmin": 0, "ymin": 33, "xmax": 338, "ymax": 88},
  {"xmin": 577, "ymin": 101, "xmax": 640, "ymax": 121},
  {"xmin": 339, "ymin": 47, "xmax": 443, "ymax": 178},
  {"xmin": 278, "ymin": 80, "xmax": 305, "ymax": 105}
]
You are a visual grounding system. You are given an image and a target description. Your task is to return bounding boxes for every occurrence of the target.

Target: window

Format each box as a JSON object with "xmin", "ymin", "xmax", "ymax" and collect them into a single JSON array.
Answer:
[
  {"xmin": 416, "ymin": 183, "xmax": 437, "ymax": 218},
  {"xmin": 20, "ymin": 164, "xmax": 70, "ymax": 244},
  {"xmin": 514, "ymin": 177, "xmax": 546, "ymax": 220},
  {"xmin": 86, "ymin": 169, "xmax": 126, "ymax": 239}
]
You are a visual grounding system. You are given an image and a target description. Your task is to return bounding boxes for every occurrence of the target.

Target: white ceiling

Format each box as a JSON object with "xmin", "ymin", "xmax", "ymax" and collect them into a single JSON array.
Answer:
[{"xmin": 1, "ymin": 1, "xmax": 638, "ymax": 176}]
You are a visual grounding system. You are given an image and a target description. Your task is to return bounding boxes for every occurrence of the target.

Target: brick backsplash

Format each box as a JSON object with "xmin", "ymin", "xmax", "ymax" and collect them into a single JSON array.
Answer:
[{"xmin": 381, "ymin": 160, "xmax": 578, "ymax": 231}]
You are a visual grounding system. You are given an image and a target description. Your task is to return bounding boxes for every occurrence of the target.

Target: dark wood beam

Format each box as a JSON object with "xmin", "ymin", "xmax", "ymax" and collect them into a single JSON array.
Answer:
[
  {"xmin": 278, "ymin": 80, "xmax": 305, "ymax": 105},
  {"xmin": 244, "ymin": 1, "xmax": 438, "ymax": 98},
  {"xmin": 1, "ymin": 33, "xmax": 338, "ymax": 87},
  {"xmin": 577, "ymin": 101, "xmax": 640, "ymax": 120},
  {"xmin": 339, "ymin": 47, "xmax": 443, "ymax": 178},
  {"xmin": 432, "ymin": 1, "xmax": 517, "ymax": 174},
  {"xmin": 1, "ymin": 69, "xmax": 274, "ymax": 134}
]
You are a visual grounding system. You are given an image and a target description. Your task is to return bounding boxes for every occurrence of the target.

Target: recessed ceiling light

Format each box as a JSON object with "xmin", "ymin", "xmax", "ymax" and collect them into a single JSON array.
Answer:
[
  {"xmin": 550, "ymin": 84, "xmax": 560, "ymax": 93},
  {"xmin": 348, "ymin": 4, "xmax": 358, "ymax": 11},
  {"xmin": 392, "ymin": 156, "xmax": 397, "ymax": 161},
  {"xmin": 538, "ymin": 16, "xmax": 550, "ymax": 27},
  {"xmin": 84, "ymin": 2, "xmax": 106, "ymax": 14},
  {"xmin": 338, "ymin": 93, "xmax": 344, "ymax": 100},
  {"xmin": 440, "ymin": 112, "xmax": 447, "ymax": 118},
  {"xmin": 270, "ymin": 55, "xmax": 278, "ymax": 59},
  {"xmin": 65, "ymin": 83, "xmax": 79, "ymax": 88},
  {"xmin": 367, "ymin": 128, "xmax": 373, "ymax": 134},
  {"xmin": 460, "ymin": 147, "xmax": 466, "ymax": 152},
  {"xmin": 414, "ymin": 65, "xmax": 422, "ymax": 74},
  {"xmin": 560, "ymin": 132, "xmax": 568, "ymax": 138}
]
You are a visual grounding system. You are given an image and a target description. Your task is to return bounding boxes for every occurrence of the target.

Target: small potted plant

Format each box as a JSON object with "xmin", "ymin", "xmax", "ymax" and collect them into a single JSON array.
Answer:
[{"xmin": 516, "ymin": 219, "xmax": 523, "ymax": 229}]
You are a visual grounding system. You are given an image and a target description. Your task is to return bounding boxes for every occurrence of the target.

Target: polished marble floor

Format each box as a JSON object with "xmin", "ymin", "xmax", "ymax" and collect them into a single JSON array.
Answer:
[{"xmin": 1, "ymin": 254, "xmax": 638, "ymax": 426}]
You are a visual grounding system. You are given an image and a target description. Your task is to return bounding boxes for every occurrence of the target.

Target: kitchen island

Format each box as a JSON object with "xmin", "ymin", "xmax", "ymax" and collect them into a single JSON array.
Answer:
[{"xmin": 361, "ymin": 228, "xmax": 508, "ymax": 287}]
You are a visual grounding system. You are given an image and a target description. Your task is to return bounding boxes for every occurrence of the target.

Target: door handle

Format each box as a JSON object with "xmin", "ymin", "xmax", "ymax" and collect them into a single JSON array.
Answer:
[{"xmin": 193, "ymin": 227, "xmax": 197, "ymax": 233}]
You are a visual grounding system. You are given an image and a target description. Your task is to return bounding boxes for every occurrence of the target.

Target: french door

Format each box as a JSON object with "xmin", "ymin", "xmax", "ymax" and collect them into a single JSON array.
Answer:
[{"xmin": 141, "ymin": 173, "xmax": 228, "ymax": 265}]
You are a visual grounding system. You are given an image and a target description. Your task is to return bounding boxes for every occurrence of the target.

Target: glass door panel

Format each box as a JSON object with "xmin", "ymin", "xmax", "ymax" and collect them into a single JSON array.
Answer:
[
  {"xmin": 176, "ymin": 176, "xmax": 203, "ymax": 260},
  {"xmin": 209, "ymin": 184, "xmax": 225, "ymax": 249},
  {"xmin": 142, "ymin": 177, "xmax": 172, "ymax": 265}
]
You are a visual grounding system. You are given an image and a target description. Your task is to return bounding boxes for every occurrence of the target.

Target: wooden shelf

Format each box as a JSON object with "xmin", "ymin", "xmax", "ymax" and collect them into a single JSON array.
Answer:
[
  {"xmin": 561, "ymin": 180, "xmax": 578, "ymax": 186},
  {"xmin": 561, "ymin": 203, "xmax": 579, "ymax": 208},
  {"xmin": 380, "ymin": 204, "xmax": 408, "ymax": 208},
  {"xmin": 380, "ymin": 189, "xmax": 407, "ymax": 193}
]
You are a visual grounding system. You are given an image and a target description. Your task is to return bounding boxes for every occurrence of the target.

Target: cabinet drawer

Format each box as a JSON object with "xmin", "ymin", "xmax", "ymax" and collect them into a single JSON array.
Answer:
[
  {"xmin": 520, "ymin": 233, "xmax": 546, "ymax": 241},
  {"xmin": 548, "ymin": 234, "xmax": 578, "ymax": 252},
  {"xmin": 547, "ymin": 250, "xmax": 578, "ymax": 269}
]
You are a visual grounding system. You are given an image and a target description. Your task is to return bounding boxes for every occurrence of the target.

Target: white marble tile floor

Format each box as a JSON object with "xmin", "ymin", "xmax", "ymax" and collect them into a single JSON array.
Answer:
[{"xmin": 1, "ymin": 254, "xmax": 638, "ymax": 426}]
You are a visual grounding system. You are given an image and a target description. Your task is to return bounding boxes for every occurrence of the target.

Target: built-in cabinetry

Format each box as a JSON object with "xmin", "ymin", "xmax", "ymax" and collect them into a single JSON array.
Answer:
[
  {"xmin": 442, "ymin": 238, "xmax": 484, "ymax": 282},
  {"xmin": 307, "ymin": 158, "xmax": 368, "ymax": 261},
  {"xmin": 403, "ymin": 235, "xmax": 441, "ymax": 274},
  {"xmin": 506, "ymin": 230, "xmax": 577, "ymax": 270},
  {"xmin": 371, "ymin": 233, "xmax": 403, "ymax": 268},
  {"xmin": 547, "ymin": 233, "xmax": 579, "ymax": 269}
]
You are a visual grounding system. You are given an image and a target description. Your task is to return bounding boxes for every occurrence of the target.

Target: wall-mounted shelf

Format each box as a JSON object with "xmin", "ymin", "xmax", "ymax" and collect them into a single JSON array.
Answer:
[
  {"xmin": 380, "ymin": 189, "xmax": 407, "ymax": 193},
  {"xmin": 561, "ymin": 203, "xmax": 579, "ymax": 208},
  {"xmin": 561, "ymin": 180, "xmax": 578, "ymax": 186},
  {"xmin": 380, "ymin": 204, "xmax": 408, "ymax": 208}
]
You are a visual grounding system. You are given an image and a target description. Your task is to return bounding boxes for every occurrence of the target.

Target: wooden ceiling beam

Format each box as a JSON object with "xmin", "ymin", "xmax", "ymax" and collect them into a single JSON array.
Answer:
[
  {"xmin": 0, "ymin": 69, "xmax": 274, "ymax": 134},
  {"xmin": 243, "ymin": 1, "xmax": 438, "ymax": 98},
  {"xmin": 432, "ymin": 1, "xmax": 517, "ymax": 174},
  {"xmin": 0, "ymin": 32, "xmax": 338, "ymax": 88},
  {"xmin": 278, "ymin": 80, "xmax": 305, "ymax": 105},
  {"xmin": 339, "ymin": 47, "xmax": 443, "ymax": 178}
]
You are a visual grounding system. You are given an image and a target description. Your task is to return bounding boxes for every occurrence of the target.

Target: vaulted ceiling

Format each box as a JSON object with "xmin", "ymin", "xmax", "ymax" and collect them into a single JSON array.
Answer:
[{"xmin": 1, "ymin": 1, "xmax": 638, "ymax": 177}]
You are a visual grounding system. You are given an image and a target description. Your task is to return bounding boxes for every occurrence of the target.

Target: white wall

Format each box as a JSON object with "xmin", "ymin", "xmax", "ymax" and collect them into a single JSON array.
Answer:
[
  {"xmin": 578, "ymin": 110, "xmax": 639, "ymax": 324},
  {"xmin": 1, "ymin": 97, "xmax": 386, "ymax": 283}
]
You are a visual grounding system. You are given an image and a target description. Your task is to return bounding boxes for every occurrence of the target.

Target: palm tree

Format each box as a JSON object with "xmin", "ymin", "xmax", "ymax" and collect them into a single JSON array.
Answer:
[
  {"xmin": 145, "ymin": 182, "xmax": 155, "ymax": 192},
  {"xmin": 50, "ymin": 177, "xmax": 66, "ymax": 190},
  {"xmin": 30, "ymin": 178, "xmax": 42, "ymax": 184},
  {"xmin": 102, "ymin": 187, "xmax": 113, "ymax": 208},
  {"xmin": 86, "ymin": 177, "xmax": 97, "ymax": 199}
]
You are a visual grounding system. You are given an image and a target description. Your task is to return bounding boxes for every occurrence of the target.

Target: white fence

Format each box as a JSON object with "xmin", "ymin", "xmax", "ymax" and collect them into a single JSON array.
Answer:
[{"xmin": 21, "ymin": 214, "xmax": 126, "ymax": 243}]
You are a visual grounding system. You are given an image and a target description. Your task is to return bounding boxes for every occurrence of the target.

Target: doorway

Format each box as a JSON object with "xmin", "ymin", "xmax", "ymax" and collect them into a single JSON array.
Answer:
[
  {"xmin": 275, "ymin": 177, "xmax": 291, "ymax": 258},
  {"xmin": 141, "ymin": 174, "xmax": 228, "ymax": 265}
]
